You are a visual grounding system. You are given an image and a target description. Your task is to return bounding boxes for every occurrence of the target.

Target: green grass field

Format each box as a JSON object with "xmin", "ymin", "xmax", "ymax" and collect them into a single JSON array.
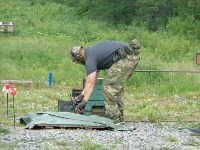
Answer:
[{"xmin": 0, "ymin": 0, "xmax": 200, "ymax": 128}]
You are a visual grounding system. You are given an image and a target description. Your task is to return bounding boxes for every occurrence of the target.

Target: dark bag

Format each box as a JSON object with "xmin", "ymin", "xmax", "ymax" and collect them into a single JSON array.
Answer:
[
  {"xmin": 113, "ymin": 46, "xmax": 127, "ymax": 63},
  {"xmin": 113, "ymin": 39, "xmax": 141, "ymax": 63}
]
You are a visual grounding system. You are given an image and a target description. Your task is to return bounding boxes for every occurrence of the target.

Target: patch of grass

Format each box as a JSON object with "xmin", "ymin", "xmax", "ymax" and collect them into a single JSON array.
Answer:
[
  {"xmin": 0, "ymin": 126, "xmax": 10, "ymax": 134},
  {"xmin": 125, "ymin": 92, "xmax": 200, "ymax": 122},
  {"xmin": 0, "ymin": 84, "xmax": 200, "ymax": 127},
  {"xmin": 185, "ymin": 139, "xmax": 200, "ymax": 146},
  {"xmin": 53, "ymin": 139, "xmax": 118, "ymax": 150},
  {"xmin": 0, "ymin": 141, "xmax": 17, "ymax": 150},
  {"xmin": 55, "ymin": 140, "xmax": 69, "ymax": 147},
  {"xmin": 144, "ymin": 147, "xmax": 172, "ymax": 150},
  {"xmin": 190, "ymin": 133, "xmax": 200, "ymax": 136},
  {"xmin": 76, "ymin": 139, "xmax": 115, "ymax": 150},
  {"xmin": 114, "ymin": 137, "xmax": 123, "ymax": 144},
  {"xmin": 147, "ymin": 111, "xmax": 164, "ymax": 123},
  {"xmin": 165, "ymin": 135, "xmax": 177, "ymax": 142},
  {"xmin": 159, "ymin": 147, "xmax": 172, "ymax": 150},
  {"xmin": 189, "ymin": 123, "xmax": 200, "ymax": 128}
]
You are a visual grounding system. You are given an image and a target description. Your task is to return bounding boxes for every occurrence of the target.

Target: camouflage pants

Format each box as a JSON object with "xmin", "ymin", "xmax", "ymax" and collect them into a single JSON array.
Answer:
[{"xmin": 102, "ymin": 43, "xmax": 140, "ymax": 120}]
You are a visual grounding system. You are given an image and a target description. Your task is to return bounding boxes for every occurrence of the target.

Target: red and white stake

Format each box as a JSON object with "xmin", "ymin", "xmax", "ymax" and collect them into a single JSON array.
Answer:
[
  {"xmin": 2, "ymin": 84, "xmax": 17, "ymax": 128},
  {"xmin": 2, "ymin": 84, "xmax": 10, "ymax": 117}
]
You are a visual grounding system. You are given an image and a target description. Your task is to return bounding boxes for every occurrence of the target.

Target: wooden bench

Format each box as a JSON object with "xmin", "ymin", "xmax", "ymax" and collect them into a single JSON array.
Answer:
[{"xmin": 0, "ymin": 22, "xmax": 14, "ymax": 32}]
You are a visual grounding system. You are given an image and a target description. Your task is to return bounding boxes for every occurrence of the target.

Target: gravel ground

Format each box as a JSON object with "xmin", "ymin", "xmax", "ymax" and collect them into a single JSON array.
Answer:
[{"xmin": 1, "ymin": 122, "xmax": 200, "ymax": 150}]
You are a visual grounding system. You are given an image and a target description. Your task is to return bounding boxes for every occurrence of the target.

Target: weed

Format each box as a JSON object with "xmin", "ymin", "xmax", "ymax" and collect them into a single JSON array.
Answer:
[
  {"xmin": 114, "ymin": 137, "xmax": 123, "ymax": 144},
  {"xmin": 55, "ymin": 140, "xmax": 70, "ymax": 149},
  {"xmin": 185, "ymin": 139, "xmax": 200, "ymax": 146},
  {"xmin": 147, "ymin": 112, "xmax": 162, "ymax": 123},
  {"xmin": 190, "ymin": 133, "xmax": 200, "ymax": 136},
  {"xmin": 0, "ymin": 126, "xmax": 10, "ymax": 134},
  {"xmin": 0, "ymin": 141, "xmax": 17, "ymax": 150},
  {"xmin": 76, "ymin": 139, "xmax": 115, "ymax": 150},
  {"xmin": 165, "ymin": 135, "xmax": 177, "ymax": 142},
  {"xmin": 159, "ymin": 147, "xmax": 172, "ymax": 150}
]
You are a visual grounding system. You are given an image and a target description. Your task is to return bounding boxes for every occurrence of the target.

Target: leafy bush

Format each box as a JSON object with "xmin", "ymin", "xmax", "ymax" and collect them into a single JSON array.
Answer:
[{"xmin": 167, "ymin": 16, "xmax": 200, "ymax": 40}]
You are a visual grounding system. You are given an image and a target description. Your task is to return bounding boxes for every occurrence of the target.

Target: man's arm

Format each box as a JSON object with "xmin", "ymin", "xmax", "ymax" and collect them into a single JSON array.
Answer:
[
  {"xmin": 74, "ymin": 71, "xmax": 97, "ymax": 113},
  {"xmin": 81, "ymin": 71, "xmax": 99, "ymax": 97},
  {"xmin": 83, "ymin": 71, "xmax": 97, "ymax": 101}
]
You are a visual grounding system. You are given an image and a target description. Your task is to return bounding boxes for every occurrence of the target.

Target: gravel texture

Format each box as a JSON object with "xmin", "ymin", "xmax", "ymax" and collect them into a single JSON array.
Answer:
[{"xmin": 1, "ymin": 122, "xmax": 200, "ymax": 150}]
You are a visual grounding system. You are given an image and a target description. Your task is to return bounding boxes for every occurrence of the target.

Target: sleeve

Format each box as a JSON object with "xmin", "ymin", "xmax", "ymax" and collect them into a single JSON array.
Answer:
[{"xmin": 85, "ymin": 57, "xmax": 98, "ymax": 75}]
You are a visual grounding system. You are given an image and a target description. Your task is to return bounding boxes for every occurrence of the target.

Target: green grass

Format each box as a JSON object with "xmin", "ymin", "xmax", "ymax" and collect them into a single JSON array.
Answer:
[
  {"xmin": 76, "ymin": 140, "xmax": 115, "ymax": 150},
  {"xmin": 0, "ymin": 2, "xmax": 199, "ymax": 150},
  {"xmin": 165, "ymin": 136, "xmax": 177, "ymax": 142},
  {"xmin": 0, "ymin": 0, "xmax": 200, "ymax": 126},
  {"xmin": 0, "ymin": 137, "xmax": 115, "ymax": 150},
  {"xmin": 0, "ymin": 83, "xmax": 200, "ymax": 127},
  {"xmin": 124, "ymin": 91, "xmax": 200, "ymax": 122},
  {"xmin": 0, "ymin": 142, "xmax": 17, "ymax": 150},
  {"xmin": 159, "ymin": 147, "xmax": 172, "ymax": 150},
  {"xmin": 190, "ymin": 133, "xmax": 200, "ymax": 137},
  {"xmin": 185, "ymin": 139, "xmax": 200, "ymax": 147},
  {"xmin": 0, "ymin": 126, "xmax": 10, "ymax": 134}
]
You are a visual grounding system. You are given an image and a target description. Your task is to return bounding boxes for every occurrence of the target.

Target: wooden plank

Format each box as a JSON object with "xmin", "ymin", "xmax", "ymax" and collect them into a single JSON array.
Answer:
[
  {"xmin": 0, "ymin": 80, "xmax": 32, "ymax": 84},
  {"xmin": 37, "ymin": 123, "xmax": 106, "ymax": 129}
]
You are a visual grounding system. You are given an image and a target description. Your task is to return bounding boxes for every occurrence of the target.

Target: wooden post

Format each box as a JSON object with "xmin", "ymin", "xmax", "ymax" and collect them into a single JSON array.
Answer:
[
  {"xmin": 0, "ymin": 22, "xmax": 4, "ymax": 32},
  {"xmin": 0, "ymin": 80, "xmax": 32, "ymax": 84},
  {"xmin": 7, "ymin": 22, "xmax": 14, "ymax": 32},
  {"xmin": 196, "ymin": 53, "xmax": 200, "ymax": 65}
]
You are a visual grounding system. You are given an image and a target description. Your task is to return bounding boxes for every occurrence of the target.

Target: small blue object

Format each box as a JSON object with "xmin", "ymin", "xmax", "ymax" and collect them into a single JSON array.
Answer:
[{"xmin": 48, "ymin": 72, "xmax": 53, "ymax": 88}]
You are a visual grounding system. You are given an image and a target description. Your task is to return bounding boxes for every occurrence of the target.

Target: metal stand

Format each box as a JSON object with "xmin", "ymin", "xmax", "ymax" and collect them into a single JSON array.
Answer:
[
  {"xmin": 6, "ymin": 93, "xmax": 8, "ymax": 117},
  {"xmin": 13, "ymin": 95, "xmax": 15, "ymax": 129}
]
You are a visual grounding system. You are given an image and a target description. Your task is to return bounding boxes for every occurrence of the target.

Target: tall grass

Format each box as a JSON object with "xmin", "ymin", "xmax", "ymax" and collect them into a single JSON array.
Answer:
[
  {"xmin": 0, "ymin": 1, "xmax": 200, "ymax": 125},
  {"xmin": 0, "ymin": 0, "xmax": 200, "ymax": 95}
]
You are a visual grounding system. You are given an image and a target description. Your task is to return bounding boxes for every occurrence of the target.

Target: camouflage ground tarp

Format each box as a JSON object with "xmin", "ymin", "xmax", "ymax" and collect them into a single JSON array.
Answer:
[{"xmin": 19, "ymin": 112, "xmax": 135, "ymax": 131}]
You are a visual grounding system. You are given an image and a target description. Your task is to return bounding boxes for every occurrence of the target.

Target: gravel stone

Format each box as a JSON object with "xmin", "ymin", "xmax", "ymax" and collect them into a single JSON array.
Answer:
[{"xmin": 0, "ymin": 122, "xmax": 200, "ymax": 150}]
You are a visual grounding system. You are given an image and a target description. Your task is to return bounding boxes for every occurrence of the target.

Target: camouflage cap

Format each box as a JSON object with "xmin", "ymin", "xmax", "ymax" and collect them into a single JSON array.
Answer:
[{"xmin": 70, "ymin": 46, "xmax": 83, "ymax": 63}]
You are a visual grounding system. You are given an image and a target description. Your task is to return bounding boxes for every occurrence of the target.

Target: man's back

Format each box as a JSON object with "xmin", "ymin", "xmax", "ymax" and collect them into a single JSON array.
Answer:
[{"xmin": 85, "ymin": 41, "xmax": 127, "ymax": 75}]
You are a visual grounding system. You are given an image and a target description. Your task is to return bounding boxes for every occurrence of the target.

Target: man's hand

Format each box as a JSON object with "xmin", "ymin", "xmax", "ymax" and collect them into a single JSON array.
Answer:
[
  {"xmin": 75, "ymin": 100, "xmax": 87, "ymax": 114},
  {"xmin": 71, "ymin": 93, "xmax": 84, "ymax": 106}
]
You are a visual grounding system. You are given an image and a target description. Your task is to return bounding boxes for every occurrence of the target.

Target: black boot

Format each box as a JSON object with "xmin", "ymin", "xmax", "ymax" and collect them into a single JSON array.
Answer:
[{"xmin": 119, "ymin": 110, "xmax": 125, "ymax": 123}]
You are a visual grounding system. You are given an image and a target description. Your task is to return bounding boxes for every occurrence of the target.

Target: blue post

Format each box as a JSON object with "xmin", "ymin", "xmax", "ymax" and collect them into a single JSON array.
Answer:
[{"xmin": 48, "ymin": 72, "xmax": 53, "ymax": 88}]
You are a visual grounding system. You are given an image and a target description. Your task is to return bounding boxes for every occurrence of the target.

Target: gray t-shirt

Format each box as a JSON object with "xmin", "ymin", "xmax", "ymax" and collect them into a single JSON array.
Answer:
[{"xmin": 85, "ymin": 40, "xmax": 128, "ymax": 75}]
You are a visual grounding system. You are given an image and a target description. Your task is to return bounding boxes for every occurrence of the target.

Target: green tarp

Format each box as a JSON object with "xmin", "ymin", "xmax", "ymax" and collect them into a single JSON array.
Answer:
[{"xmin": 20, "ymin": 112, "xmax": 135, "ymax": 131}]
